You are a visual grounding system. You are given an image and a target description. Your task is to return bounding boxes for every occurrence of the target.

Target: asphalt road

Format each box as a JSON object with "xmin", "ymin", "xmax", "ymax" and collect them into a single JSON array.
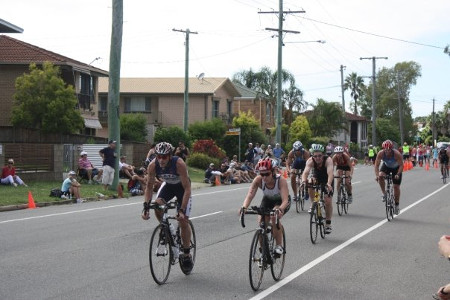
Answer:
[{"xmin": 0, "ymin": 164, "xmax": 449, "ymax": 300}]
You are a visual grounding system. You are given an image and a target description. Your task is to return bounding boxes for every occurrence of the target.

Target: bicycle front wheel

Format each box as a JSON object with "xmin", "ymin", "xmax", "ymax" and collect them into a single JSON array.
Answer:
[
  {"xmin": 249, "ymin": 230, "xmax": 265, "ymax": 291},
  {"xmin": 309, "ymin": 203, "xmax": 319, "ymax": 244},
  {"xmin": 271, "ymin": 225, "xmax": 286, "ymax": 281},
  {"xmin": 318, "ymin": 204, "xmax": 325, "ymax": 239},
  {"xmin": 336, "ymin": 188, "xmax": 343, "ymax": 216},
  {"xmin": 299, "ymin": 185, "xmax": 306, "ymax": 211},
  {"xmin": 149, "ymin": 224, "xmax": 172, "ymax": 285},
  {"xmin": 385, "ymin": 190, "xmax": 394, "ymax": 221},
  {"xmin": 342, "ymin": 188, "xmax": 349, "ymax": 215},
  {"xmin": 179, "ymin": 220, "xmax": 197, "ymax": 275}
]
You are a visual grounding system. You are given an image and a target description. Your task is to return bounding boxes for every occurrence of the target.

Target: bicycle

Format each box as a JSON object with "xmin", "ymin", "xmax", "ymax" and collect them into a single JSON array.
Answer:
[
  {"xmin": 240, "ymin": 206, "xmax": 286, "ymax": 291},
  {"xmin": 148, "ymin": 201, "xmax": 197, "ymax": 285},
  {"xmin": 308, "ymin": 184, "xmax": 326, "ymax": 244},
  {"xmin": 293, "ymin": 169, "xmax": 307, "ymax": 212},
  {"xmin": 335, "ymin": 174, "xmax": 349, "ymax": 216},
  {"xmin": 383, "ymin": 173, "xmax": 395, "ymax": 221}
]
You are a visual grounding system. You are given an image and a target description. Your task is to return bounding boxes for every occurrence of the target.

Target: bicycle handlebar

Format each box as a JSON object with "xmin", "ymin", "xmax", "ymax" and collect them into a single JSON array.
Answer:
[
  {"xmin": 149, "ymin": 200, "xmax": 177, "ymax": 211},
  {"xmin": 240, "ymin": 206, "xmax": 280, "ymax": 229}
]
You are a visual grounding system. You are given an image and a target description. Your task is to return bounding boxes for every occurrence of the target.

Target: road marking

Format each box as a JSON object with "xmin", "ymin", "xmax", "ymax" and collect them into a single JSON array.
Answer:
[{"xmin": 249, "ymin": 183, "xmax": 449, "ymax": 300}]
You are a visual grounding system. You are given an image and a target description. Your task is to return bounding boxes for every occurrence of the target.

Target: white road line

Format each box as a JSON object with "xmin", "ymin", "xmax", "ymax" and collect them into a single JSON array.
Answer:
[{"xmin": 249, "ymin": 183, "xmax": 449, "ymax": 300}]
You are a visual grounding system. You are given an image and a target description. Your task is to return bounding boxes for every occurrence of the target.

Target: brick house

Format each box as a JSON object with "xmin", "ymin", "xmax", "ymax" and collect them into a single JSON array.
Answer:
[
  {"xmin": 0, "ymin": 35, "xmax": 109, "ymax": 135},
  {"xmin": 98, "ymin": 77, "xmax": 243, "ymax": 141},
  {"xmin": 233, "ymin": 82, "xmax": 274, "ymax": 134},
  {"xmin": 334, "ymin": 112, "xmax": 369, "ymax": 150}
]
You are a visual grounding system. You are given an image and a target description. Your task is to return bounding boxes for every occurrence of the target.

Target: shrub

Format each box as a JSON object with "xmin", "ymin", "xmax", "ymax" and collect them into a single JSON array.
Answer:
[
  {"xmin": 192, "ymin": 139, "xmax": 226, "ymax": 160},
  {"xmin": 187, "ymin": 152, "xmax": 220, "ymax": 169},
  {"xmin": 154, "ymin": 126, "xmax": 191, "ymax": 148}
]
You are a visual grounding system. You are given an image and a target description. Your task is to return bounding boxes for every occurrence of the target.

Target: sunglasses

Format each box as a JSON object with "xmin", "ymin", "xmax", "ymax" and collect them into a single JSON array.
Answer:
[
  {"xmin": 313, "ymin": 155, "xmax": 323, "ymax": 159},
  {"xmin": 260, "ymin": 172, "xmax": 271, "ymax": 177},
  {"xmin": 157, "ymin": 154, "xmax": 169, "ymax": 160}
]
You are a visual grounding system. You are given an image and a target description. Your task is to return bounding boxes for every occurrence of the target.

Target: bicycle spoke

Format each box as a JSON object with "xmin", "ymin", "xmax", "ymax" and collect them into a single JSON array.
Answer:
[
  {"xmin": 149, "ymin": 224, "xmax": 172, "ymax": 285},
  {"xmin": 249, "ymin": 230, "xmax": 264, "ymax": 291}
]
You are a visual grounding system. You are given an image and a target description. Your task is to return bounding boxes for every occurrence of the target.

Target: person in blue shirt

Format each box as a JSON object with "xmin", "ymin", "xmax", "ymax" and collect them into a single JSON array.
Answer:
[
  {"xmin": 273, "ymin": 143, "xmax": 285, "ymax": 166},
  {"xmin": 61, "ymin": 170, "xmax": 83, "ymax": 203}
]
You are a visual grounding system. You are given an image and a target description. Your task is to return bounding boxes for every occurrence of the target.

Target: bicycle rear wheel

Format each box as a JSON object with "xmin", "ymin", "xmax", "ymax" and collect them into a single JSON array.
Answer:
[
  {"xmin": 336, "ymin": 186, "xmax": 343, "ymax": 216},
  {"xmin": 249, "ymin": 230, "xmax": 265, "ymax": 291},
  {"xmin": 309, "ymin": 203, "xmax": 319, "ymax": 244},
  {"xmin": 271, "ymin": 225, "xmax": 286, "ymax": 281},
  {"xmin": 179, "ymin": 220, "xmax": 197, "ymax": 275},
  {"xmin": 149, "ymin": 224, "xmax": 172, "ymax": 285}
]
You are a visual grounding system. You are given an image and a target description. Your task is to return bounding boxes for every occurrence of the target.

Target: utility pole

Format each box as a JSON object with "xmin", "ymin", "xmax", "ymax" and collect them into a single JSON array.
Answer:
[
  {"xmin": 340, "ymin": 65, "xmax": 347, "ymax": 144},
  {"xmin": 360, "ymin": 56, "xmax": 388, "ymax": 147},
  {"xmin": 173, "ymin": 28, "xmax": 198, "ymax": 132},
  {"xmin": 396, "ymin": 73, "xmax": 404, "ymax": 145},
  {"xmin": 259, "ymin": 2, "xmax": 303, "ymax": 145},
  {"xmin": 108, "ymin": 0, "xmax": 123, "ymax": 190},
  {"xmin": 432, "ymin": 98, "xmax": 436, "ymax": 146}
]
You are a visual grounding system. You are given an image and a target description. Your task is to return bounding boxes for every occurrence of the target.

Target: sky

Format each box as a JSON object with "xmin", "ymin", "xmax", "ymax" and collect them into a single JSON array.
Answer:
[{"xmin": 2, "ymin": 0, "xmax": 450, "ymax": 118}]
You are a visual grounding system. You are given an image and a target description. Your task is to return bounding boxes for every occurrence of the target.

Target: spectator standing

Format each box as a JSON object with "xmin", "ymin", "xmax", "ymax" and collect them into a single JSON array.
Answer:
[
  {"xmin": 1, "ymin": 158, "xmax": 27, "ymax": 187},
  {"xmin": 245, "ymin": 143, "xmax": 255, "ymax": 164},
  {"xmin": 99, "ymin": 140, "xmax": 117, "ymax": 191},
  {"xmin": 273, "ymin": 143, "xmax": 285, "ymax": 166},
  {"xmin": 61, "ymin": 170, "xmax": 83, "ymax": 203},
  {"xmin": 253, "ymin": 143, "xmax": 263, "ymax": 165},
  {"xmin": 78, "ymin": 151, "xmax": 102, "ymax": 184},
  {"xmin": 175, "ymin": 141, "xmax": 190, "ymax": 162}
]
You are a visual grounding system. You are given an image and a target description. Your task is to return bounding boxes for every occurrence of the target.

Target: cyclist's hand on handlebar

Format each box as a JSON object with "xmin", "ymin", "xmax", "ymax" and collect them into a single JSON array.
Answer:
[
  {"xmin": 238, "ymin": 206, "xmax": 247, "ymax": 216},
  {"xmin": 375, "ymin": 175, "xmax": 379, "ymax": 182},
  {"xmin": 141, "ymin": 202, "xmax": 150, "ymax": 220}
]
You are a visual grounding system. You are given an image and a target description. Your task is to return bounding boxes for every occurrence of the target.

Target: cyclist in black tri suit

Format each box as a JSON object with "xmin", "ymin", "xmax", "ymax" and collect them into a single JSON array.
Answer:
[
  {"xmin": 438, "ymin": 146, "xmax": 450, "ymax": 179},
  {"xmin": 142, "ymin": 142, "xmax": 193, "ymax": 271},
  {"xmin": 286, "ymin": 141, "xmax": 310, "ymax": 202},
  {"xmin": 301, "ymin": 144, "xmax": 334, "ymax": 234}
]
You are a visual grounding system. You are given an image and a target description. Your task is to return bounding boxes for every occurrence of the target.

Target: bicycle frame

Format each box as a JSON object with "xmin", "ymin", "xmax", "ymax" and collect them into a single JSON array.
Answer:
[
  {"xmin": 309, "ymin": 184, "xmax": 326, "ymax": 244},
  {"xmin": 334, "ymin": 174, "xmax": 349, "ymax": 216}
]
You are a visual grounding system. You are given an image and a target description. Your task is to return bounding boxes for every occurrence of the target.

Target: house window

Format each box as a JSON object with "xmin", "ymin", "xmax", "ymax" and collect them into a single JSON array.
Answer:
[
  {"xmin": 99, "ymin": 96, "xmax": 107, "ymax": 112},
  {"xmin": 124, "ymin": 96, "xmax": 152, "ymax": 113},
  {"xmin": 227, "ymin": 99, "xmax": 232, "ymax": 117},
  {"xmin": 212, "ymin": 100, "xmax": 219, "ymax": 118},
  {"xmin": 79, "ymin": 73, "xmax": 91, "ymax": 95}
]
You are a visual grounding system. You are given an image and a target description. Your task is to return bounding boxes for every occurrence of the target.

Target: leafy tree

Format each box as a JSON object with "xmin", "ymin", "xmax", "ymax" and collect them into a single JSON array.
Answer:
[
  {"xmin": 120, "ymin": 113, "xmax": 147, "ymax": 142},
  {"xmin": 307, "ymin": 99, "xmax": 346, "ymax": 138},
  {"xmin": 188, "ymin": 118, "xmax": 227, "ymax": 145},
  {"xmin": 445, "ymin": 45, "xmax": 450, "ymax": 57},
  {"xmin": 222, "ymin": 111, "xmax": 267, "ymax": 159},
  {"xmin": 375, "ymin": 117, "xmax": 400, "ymax": 145},
  {"xmin": 12, "ymin": 62, "xmax": 84, "ymax": 134},
  {"xmin": 154, "ymin": 126, "xmax": 191, "ymax": 149},
  {"xmin": 288, "ymin": 115, "xmax": 312, "ymax": 147},
  {"xmin": 344, "ymin": 72, "xmax": 365, "ymax": 114}
]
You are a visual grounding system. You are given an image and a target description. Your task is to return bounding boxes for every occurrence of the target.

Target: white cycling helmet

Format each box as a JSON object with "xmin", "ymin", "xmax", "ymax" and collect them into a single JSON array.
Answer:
[
  {"xmin": 293, "ymin": 141, "xmax": 303, "ymax": 151},
  {"xmin": 334, "ymin": 146, "xmax": 344, "ymax": 153}
]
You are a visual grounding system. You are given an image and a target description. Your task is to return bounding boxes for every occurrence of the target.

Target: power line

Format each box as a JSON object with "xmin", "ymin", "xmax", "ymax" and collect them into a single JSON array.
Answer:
[{"xmin": 299, "ymin": 16, "xmax": 445, "ymax": 49}]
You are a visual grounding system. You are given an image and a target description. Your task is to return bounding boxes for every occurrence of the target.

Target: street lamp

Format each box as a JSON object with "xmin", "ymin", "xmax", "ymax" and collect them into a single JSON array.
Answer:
[{"xmin": 284, "ymin": 40, "xmax": 326, "ymax": 44}]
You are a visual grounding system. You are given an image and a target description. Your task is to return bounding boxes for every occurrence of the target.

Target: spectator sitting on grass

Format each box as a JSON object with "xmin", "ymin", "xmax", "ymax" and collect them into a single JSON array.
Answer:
[{"xmin": 61, "ymin": 171, "xmax": 84, "ymax": 203}]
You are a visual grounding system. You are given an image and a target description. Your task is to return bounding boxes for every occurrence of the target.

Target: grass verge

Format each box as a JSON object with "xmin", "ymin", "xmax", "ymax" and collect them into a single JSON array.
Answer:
[{"xmin": 0, "ymin": 166, "xmax": 205, "ymax": 208}]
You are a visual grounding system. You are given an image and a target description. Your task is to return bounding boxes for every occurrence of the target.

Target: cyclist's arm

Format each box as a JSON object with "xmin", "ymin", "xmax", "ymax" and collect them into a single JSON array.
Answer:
[
  {"xmin": 285, "ymin": 151, "xmax": 293, "ymax": 173},
  {"xmin": 177, "ymin": 158, "xmax": 191, "ymax": 213},
  {"xmin": 325, "ymin": 157, "xmax": 334, "ymax": 187},
  {"xmin": 278, "ymin": 177, "xmax": 290, "ymax": 214},
  {"xmin": 144, "ymin": 160, "xmax": 157, "ymax": 204},
  {"xmin": 301, "ymin": 158, "xmax": 313, "ymax": 183},
  {"xmin": 241, "ymin": 177, "xmax": 261, "ymax": 209},
  {"xmin": 394, "ymin": 150, "xmax": 404, "ymax": 175},
  {"xmin": 344, "ymin": 153, "xmax": 353, "ymax": 176},
  {"xmin": 374, "ymin": 151, "xmax": 382, "ymax": 178}
]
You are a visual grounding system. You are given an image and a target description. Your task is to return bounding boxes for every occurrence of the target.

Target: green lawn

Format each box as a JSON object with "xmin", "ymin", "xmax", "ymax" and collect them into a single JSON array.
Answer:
[{"xmin": 0, "ymin": 166, "xmax": 205, "ymax": 208}]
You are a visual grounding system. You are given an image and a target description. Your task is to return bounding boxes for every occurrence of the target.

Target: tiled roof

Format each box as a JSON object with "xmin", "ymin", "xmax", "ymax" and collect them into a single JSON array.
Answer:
[
  {"xmin": 0, "ymin": 35, "xmax": 108, "ymax": 76},
  {"xmin": 345, "ymin": 112, "xmax": 367, "ymax": 121},
  {"xmin": 233, "ymin": 82, "xmax": 267, "ymax": 99},
  {"xmin": 98, "ymin": 77, "xmax": 241, "ymax": 96}
]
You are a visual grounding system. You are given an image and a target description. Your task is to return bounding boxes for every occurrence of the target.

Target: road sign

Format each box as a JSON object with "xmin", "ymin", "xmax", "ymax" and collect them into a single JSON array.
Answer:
[{"xmin": 225, "ymin": 131, "xmax": 240, "ymax": 136}]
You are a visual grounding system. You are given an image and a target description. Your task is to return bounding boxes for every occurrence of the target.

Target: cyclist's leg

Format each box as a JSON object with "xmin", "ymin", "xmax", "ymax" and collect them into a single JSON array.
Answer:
[{"xmin": 290, "ymin": 169, "xmax": 297, "ymax": 199}]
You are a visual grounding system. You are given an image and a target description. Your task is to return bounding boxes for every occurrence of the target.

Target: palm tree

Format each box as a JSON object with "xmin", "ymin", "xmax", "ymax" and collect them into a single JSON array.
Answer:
[
  {"xmin": 282, "ymin": 79, "xmax": 305, "ymax": 124},
  {"xmin": 344, "ymin": 72, "xmax": 365, "ymax": 115},
  {"xmin": 445, "ymin": 45, "xmax": 450, "ymax": 57}
]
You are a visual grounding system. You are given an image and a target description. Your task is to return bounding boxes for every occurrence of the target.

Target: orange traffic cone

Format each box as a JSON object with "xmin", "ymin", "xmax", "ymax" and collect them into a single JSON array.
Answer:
[
  {"xmin": 425, "ymin": 162, "xmax": 429, "ymax": 171},
  {"xmin": 28, "ymin": 191, "xmax": 36, "ymax": 209},
  {"xmin": 215, "ymin": 176, "xmax": 221, "ymax": 186},
  {"xmin": 434, "ymin": 161, "xmax": 438, "ymax": 169},
  {"xmin": 283, "ymin": 169, "xmax": 288, "ymax": 179},
  {"xmin": 403, "ymin": 161, "xmax": 408, "ymax": 171}
]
